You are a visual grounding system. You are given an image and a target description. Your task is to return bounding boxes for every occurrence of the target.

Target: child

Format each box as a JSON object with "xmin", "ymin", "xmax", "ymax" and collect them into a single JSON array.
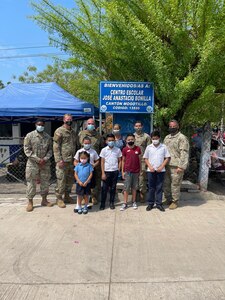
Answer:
[
  {"xmin": 74, "ymin": 136, "xmax": 99, "ymax": 195},
  {"xmin": 99, "ymin": 134, "xmax": 122, "ymax": 210},
  {"xmin": 121, "ymin": 134, "xmax": 141, "ymax": 211},
  {"xmin": 74, "ymin": 151, "xmax": 93, "ymax": 214},
  {"xmin": 143, "ymin": 131, "xmax": 170, "ymax": 212}
]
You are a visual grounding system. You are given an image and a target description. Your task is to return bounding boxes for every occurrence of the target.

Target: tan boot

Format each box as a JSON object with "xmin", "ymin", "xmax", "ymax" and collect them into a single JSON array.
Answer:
[
  {"xmin": 26, "ymin": 199, "xmax": 33, "ymax": 212},
  {"xmin": 91, "ymin": 197, "xmax": 98, "ymax": 205},
  {"xmin": 41, "ymin": 195, "xmax": 54, "ymax": 207},
  {"xmin": 64, "ymin": 194, "xmax": 73, "ymax": 204},
  {"xmin": 139, "ymin": 192, "xmax": 146, "ymax": 203},
  {"xmin": 57, "ymin": 199, "xmax": 66, "ymax": 208},
  {"xmin": 169, "ymin": 202, "xmax": 178, "ymax": 210}
]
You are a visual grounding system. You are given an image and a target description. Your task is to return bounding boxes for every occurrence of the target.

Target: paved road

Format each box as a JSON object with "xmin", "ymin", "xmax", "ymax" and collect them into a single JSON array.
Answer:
[{"xmin": 0, "ymin": 189, "xmax": 225, "ymax": 300}]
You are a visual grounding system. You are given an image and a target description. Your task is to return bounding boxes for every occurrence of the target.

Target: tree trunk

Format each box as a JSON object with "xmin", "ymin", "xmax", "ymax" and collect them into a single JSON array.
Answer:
[{"xmin": 198, "ymin": 122, "xmax": 211, "ymax": 190}]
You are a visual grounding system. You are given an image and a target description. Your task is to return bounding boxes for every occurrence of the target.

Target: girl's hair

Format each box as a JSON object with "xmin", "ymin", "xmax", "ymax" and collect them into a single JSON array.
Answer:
[
  {"xmin": 79, "ymin": 151, "xmax": 90, "ymax": 162},
  {"xmin": 113, "ymin": 123, "xmax": 121, "ymax": 129}
]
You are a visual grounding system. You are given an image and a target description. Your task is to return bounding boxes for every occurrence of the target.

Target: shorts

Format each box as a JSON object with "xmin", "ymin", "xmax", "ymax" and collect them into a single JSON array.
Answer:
[
  {"xmin": 76, "ymin": 183, "xmax": 91, "ymax": 196},
  {"xmin": 123, "ymin": 172, "xmax": 139, "ymax": 192}
]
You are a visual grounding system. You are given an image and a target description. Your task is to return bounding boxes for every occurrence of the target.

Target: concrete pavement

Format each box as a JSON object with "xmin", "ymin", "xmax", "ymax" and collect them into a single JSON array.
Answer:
[{"xmin": 0, "ymin": 188, "xmax": 225, "ymax": 300}]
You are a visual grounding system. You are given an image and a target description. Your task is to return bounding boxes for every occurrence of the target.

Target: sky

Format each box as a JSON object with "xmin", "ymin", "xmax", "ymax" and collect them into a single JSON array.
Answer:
[{"xmin": 0, "ymin": 0, "xmax": 75, "ymax": 85}]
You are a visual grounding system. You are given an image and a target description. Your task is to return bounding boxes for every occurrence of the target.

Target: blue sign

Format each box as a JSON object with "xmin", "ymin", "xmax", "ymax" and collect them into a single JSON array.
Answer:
[{"xmin": 99, "ymin": 81, "xmax": 154, "ymax": 114}]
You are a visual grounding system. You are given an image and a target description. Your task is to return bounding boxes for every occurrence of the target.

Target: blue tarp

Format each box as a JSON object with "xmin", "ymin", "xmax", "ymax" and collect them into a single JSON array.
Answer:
[{"xmin": 0, "ymin": 82, "xmax": 96, "ymax": 118}]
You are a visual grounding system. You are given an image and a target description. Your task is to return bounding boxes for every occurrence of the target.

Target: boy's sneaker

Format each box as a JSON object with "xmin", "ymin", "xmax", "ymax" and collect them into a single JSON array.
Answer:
[
  {"xmin": 77, "ymin": 208, "xmax": 83, "ymax": 214},
  {"xmin": 120, "ymin": 203, "xmax": 128, "ymax": 211},
  {"xmin": 82, "ymin": 207, "xmax": 88, "ymax": 214},
  {"xmin": 132, "ymin": 202, "xmax": 138, "ymax": 210}
]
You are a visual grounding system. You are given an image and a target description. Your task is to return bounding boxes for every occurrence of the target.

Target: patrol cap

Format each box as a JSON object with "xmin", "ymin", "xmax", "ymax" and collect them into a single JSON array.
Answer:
[{"xmin": 35, "ymin": 118, "xmax": 45, "ymax": 124}]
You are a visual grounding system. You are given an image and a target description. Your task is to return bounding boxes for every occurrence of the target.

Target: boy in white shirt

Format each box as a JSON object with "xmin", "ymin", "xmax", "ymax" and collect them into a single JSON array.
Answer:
[
  {"xmin": 99, "ymin": 134, "xmax": 122, "ymax": 210},
  {"xmin": 143, "ymin": 131, "xmax": 170, "ymax": 212}
]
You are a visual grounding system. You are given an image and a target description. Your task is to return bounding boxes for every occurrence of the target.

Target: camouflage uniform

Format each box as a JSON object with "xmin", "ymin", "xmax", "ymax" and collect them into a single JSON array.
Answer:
[
  {"xmin": 53, "ymin": 125, "xmax": 77, "ymax": 200},
  {"xmin": 78, "ymin": 130, "xmax": 105, "ymax": 202},
  {"xmin": 134, "ymin": 132, "xmax": 151, "ymax": 196},
  {"xmin": 163, "ymin": 131, "xmax": 189, "ymax": 203},
  {"xmin": 24, "ymin": 130, "xmax": 52, "ymax": 199}
]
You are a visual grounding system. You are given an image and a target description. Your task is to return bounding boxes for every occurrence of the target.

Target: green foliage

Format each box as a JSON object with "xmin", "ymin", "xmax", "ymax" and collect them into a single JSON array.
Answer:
[
  {"xmin": 30, "ymin": 0, "xmax": 225, "ymax": 125},
  {"xmin": 0, "ymin": 80, "xmax": 4, "ymax": 89}
]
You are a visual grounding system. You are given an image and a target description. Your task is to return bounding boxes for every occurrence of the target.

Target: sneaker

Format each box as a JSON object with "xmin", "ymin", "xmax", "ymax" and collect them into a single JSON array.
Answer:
[
  {"xmin": 156, "ymin": 205, "xmax": 165, "ymax": 212},
  {"xmin": 77, "ymin": 208, "xmax": 83, "ymax": 214},
  {"xmin": 110, "ymin": 203, "xmax": 115, "ymax": 210},
  {"xmin": 82, "ymin": 207, "xmax": 88, "ymax": 214},
  {"xmin": 146, "ymin": 205, "xmax": 154, "ymax": 211},
  {"xmin": 120, "ymin": 203, "xmax": 128, "ymax": 211},
  {"xmin": 132, "ymin": 202, "xmax": 138, "ymax": 210}
]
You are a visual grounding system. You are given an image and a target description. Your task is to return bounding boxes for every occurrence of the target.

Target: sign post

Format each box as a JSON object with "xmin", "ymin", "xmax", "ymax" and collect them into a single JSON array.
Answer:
[{"xmin": 99, "ymin": 81, "xmax": 154, "ymax": 134}]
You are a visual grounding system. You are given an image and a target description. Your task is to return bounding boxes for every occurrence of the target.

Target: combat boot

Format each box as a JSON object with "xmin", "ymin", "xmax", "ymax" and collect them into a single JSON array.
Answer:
[
  {"xmin": 26, "ymin": 199, "xmax": 33, "ymax": 212},
  {"xmin": 91, "ymin": 196, "xmax": 98, "ymax": 205},
  {"xmin": 139, "ymin": 192, "xmax": 146, "ymax": 203},
  {"xmin": 41, "ymin": 195, "xmax": 54, "ymax": 207},
  {"xmin": 169, "ymin": 202, "xmax": 178, "ymax": 210},
  {"xmin": 57, "ymin": 199, "xmax": 66, "ymax": 208},
  {"xmin": 64, "ymin": 193, "xmax": 73, "ymax": 204}
]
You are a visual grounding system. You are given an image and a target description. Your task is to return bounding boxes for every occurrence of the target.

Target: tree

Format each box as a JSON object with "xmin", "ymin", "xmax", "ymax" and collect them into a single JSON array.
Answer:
[
  {"xmin": 31, "ymin": 0, "xmax": 225, "ymax": 126},
  {"xmin": 0, "ymin": 80, "xmax": 4, "ymax": 89},
  {"xmin": 14, "ymin": 62, "xmax": 98, "ymax": 105}
]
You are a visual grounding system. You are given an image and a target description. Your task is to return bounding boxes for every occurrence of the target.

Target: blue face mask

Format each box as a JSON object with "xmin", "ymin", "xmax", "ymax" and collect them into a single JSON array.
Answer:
[
  {"xmin": 107, "ymin": 141, "xmax": 115, "ymax": 148},
  {"xmin": 87, "ymin": 124, "xmax": 95, "ymax": 131},
  {"xmin": 83, "ymin": 144, "xmax": 91, "ymax": 150},
  {"xmin": 36, "ymin": 125, "xmax": 44, "ymax": 132}
]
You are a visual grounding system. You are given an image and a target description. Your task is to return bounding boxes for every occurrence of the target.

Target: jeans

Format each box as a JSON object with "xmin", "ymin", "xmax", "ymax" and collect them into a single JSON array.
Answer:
[
  {"xmin": 147, "ymin": 171, "xmax": 165, "ymax": 206},
  {"xmin": 101, "ymin": 171, "xmax": 119, "ymax": 206}
]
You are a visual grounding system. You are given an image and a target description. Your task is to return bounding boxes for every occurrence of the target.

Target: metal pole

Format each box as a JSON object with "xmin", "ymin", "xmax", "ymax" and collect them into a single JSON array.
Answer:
[
  {"xmin": 99, "ymin": 112, "xmax": 102, "ymax": 135},
  {"xmin": 150, "ymin": 113, "xmax": 153, "ymax": 133}
]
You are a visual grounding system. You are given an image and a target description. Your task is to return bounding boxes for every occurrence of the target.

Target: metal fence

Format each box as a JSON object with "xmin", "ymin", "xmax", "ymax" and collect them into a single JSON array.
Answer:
[{"xmin": 0, "ymin": 138, "xmax": 56, "ymax": 188}]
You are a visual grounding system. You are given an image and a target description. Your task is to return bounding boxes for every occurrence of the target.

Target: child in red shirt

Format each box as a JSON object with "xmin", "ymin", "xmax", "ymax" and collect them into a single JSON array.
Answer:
[{"xmin": 121, "ymin": 134, "xmax": 141, "ymax": 210}]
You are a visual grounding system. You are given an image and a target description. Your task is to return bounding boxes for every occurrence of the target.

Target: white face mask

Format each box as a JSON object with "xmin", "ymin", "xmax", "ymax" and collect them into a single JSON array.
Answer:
[
  {"xmin": 36, "ymin": 125, "xmax": 44, "ymax": 132},
  {"xmin": 152, "ymin": 139, "xmax": 160, "ymax": 145},
  {"xmin": 80, "ymin": 158, "xmax": 88, "ymax": 164}
]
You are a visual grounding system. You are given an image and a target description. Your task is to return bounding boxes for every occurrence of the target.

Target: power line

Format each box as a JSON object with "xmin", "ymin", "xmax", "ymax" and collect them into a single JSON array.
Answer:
[
  {"xmin": 0, "ymin": 46, "xmax": 54, "ymax": 51},
  {"xmin": 0, "ymin": 53, "xmax": 68, "ymax": 60}
]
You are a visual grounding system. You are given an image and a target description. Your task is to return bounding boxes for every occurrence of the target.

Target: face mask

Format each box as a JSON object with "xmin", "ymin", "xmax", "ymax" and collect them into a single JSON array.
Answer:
[
  {"xmin": 113, "ymin": 130, "xmax": 120, "ymax": 135},
  {"xmin": 83, "ymin": 144, "xmax": 91, "ymax": 150},
  {"xmin": 36, "ymin": 126, "xmax": 44, "ymax": 132},
  {"xmin": 107, "ymin": 141, "xmax": 115, "ymax": 148},
  {"xmin": 87, "ymin": 124, "xmax": 95, "ymax": 131},
  {"xmin": 134, "ymin": 127, "xmax": 142, "ymax": 133},
  {"xmin": 80, "ymin": 158, "xmax": 88, "ymax": 164},
  {"xmin": 127, "ymin": 141, "xmax": 134, "ymax": 146},
  {"xmin": 169, "ymin": 127, "xmax": 178, "ymax": 134},
  {"xmin": 65, "ymin": 120, "xmax": 72, "ymax": 126},
  {"xmin": 152, "ymin": 139, "xmax": 160, "ymax": 145}
]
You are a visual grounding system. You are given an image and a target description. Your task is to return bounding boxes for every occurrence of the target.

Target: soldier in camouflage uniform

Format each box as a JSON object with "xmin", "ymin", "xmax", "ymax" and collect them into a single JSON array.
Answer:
[
  {"xmin": 24, "ymin": 119, "xmax": 53, "ymax": 212},
  {"xmin": 53, "ymin": 114, "xmax": 77, "ymax": 208},
  {"xmin": 163, "ymin": 120, "xmax": 190, "ymax": 209},
  {"xmin": 78, "ymin": 118, "xmax": 105, "ymax": 204},
  {"xmin": 133, "ymin": 121, "xmax": 151, "ymax": 202}
]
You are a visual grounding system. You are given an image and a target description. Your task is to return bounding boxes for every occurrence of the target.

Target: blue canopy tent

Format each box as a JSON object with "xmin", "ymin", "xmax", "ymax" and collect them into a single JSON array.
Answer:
[{"xmin": 0, "ymin": 82, "xmax": 97, "ymax": 122}]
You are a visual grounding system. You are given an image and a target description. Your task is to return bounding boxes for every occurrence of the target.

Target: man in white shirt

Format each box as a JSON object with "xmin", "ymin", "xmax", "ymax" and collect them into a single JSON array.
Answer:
[
  {"xmin": 143, "ymin": 131, "xmax": 170, "ymax": 212},
  {"xmin": 99, "ymin": 134, "xmax": 122, "ymax": 210}
]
